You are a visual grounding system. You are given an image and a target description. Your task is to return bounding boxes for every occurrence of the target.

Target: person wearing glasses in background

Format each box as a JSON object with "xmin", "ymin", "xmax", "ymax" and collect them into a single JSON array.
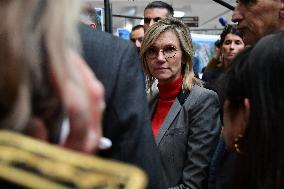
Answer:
[
  {"xmin": 140, "ymin": 17, "xmax": 221, "ymax": 189},
  {"xmin": 130, "ymin": 25, "xmax": 145, "ymax": 52},
  {"xmin": 143, "ymin": 1, "xmax": 174, "ymax": 31},
  {"xmin": 143, "ymin": 1, "xmax": 174, "ymax": 94}
]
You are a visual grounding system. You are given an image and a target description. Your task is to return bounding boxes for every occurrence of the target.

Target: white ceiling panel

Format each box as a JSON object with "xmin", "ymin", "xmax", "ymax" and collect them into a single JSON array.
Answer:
[{"xmin": 85, "ymin": 0, "xmax": 236, "ymax": 34}]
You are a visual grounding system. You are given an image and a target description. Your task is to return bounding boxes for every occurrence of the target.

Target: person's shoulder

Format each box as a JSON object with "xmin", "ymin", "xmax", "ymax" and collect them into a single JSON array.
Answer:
[
  {"xmin": 192, "ymin": 85, "xmax": 217, "ymax": 95},
  {"xmin": 190, "ymin": 85, "xmax": 219, "ymax": 104},
  {"xmin": 0, "ymin": 131, "xmax": 147, "ymax": 189},
  {"xmin": 202, "ymin": 70, "xmax": 214, "ymax": 82},
  {"xmin": 79, "ymin": 23, "xmax": 132, "ymax": 48},
  {"xmin": 203, "ymin": 67, "xmax": 223, "ymax": 79}
]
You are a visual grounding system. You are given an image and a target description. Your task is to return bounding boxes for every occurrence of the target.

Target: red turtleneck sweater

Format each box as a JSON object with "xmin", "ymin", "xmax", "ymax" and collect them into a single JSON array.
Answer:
[{"xmin": 151, "ymin": 76, "xmax": 183, "ymax": 137}]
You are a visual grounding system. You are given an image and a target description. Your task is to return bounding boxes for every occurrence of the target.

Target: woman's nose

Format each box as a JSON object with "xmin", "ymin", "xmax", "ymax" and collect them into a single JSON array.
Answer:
[{"xmin": 156, "ymin": 50, "xmax": 166, "ymax": 60}]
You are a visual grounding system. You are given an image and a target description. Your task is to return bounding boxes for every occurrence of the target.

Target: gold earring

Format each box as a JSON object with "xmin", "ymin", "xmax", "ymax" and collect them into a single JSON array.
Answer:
[{"xmin": 234, "ymin": 134, "xmax": 243, "ymax": 154}]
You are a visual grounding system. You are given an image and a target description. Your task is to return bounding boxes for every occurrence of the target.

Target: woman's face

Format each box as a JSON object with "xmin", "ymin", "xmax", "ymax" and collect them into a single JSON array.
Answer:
[
  {"xmin": 222, "ymin": 33, "xmax": 245, "ymax": 63},
  {"xmin": 145, "ymin": 30, "xmax": 183, "ymax": 85}
]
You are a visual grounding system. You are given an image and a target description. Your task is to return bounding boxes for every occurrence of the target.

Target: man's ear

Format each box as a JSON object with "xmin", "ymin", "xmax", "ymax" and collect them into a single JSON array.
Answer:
[
  {"xmin": 279, "ymin": 2, "xmax": 284, "ymax": 19},
  {"xmin": 89, "ymin": 23, "xmax": 96, "ymax": 29}
]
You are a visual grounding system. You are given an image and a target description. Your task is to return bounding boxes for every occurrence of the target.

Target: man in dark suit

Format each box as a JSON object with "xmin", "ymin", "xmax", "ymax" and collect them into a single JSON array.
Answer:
[{"xmin": 79, "ymin": 23, "xmax": 166, "ymax": 189}]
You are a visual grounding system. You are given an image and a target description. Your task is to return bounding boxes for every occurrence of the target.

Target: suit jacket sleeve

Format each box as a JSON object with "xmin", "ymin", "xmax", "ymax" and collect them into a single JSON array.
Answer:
[
  {"xmin": 79, "ymin": 25, "xmax": 166, "ymax": 189},
  {"xmin": 172, "ymin": 89, "xmax": 221, "ymax": 189}
]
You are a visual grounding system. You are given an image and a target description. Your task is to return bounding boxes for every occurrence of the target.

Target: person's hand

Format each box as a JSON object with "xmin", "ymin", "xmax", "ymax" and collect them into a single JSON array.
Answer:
[{"xmin": 59, "ymin": 50, "xmax": 105, "ymax": 153}]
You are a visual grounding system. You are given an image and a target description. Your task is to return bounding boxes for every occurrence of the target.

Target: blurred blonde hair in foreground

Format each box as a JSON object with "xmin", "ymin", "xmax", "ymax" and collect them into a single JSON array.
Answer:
[
  {"xmin": 0, "ymin": 0, "xmax": 104, "ymax": 153},
  {"xmin": 0, "ymin": 1, "xmax": 147, "ymax": 188},
  {"xmin": 0, "ymin": 0, "xmax": 80, "ymax": 131}
]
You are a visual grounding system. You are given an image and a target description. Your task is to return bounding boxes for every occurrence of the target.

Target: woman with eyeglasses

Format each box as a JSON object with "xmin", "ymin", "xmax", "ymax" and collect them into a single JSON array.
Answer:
[{"xmin": 140, "ymin": 17, "xmax": 221, "ymax": 189}]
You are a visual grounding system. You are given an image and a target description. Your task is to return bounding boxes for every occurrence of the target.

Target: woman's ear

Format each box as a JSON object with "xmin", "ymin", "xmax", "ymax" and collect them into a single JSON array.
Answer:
[{"xmin": 241, "ymin": 98, "xmax": 250, "ymax": 132}]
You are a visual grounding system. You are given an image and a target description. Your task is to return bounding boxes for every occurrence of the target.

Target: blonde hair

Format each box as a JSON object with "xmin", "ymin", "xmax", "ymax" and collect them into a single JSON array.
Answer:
[
  {"xmin": 0, "ymin": 0, "xmax": 36, "ymax": 131},
  {"xmin": 140, "ymin": 17, "xmax": 198, "ymax": 94},
  {"xmin": 0, "ymin": 0, "xmax": 81, "ymax": 131}
]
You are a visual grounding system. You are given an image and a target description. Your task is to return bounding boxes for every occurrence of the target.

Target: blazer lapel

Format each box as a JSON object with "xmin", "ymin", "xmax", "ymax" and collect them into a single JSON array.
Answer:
[{"xmin": 155, "ymin": 99, "xmax": 182, "ymax": 145}]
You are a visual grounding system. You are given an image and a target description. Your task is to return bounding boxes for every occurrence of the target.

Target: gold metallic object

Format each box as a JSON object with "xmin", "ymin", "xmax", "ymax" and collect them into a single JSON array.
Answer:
[
  {"xmin": 234, "ymin": 134, "xmax": 243, "ymax": 154},
  {"xmin": 0, "ymin": 131, "xmax": 147, "ymax": 189}
]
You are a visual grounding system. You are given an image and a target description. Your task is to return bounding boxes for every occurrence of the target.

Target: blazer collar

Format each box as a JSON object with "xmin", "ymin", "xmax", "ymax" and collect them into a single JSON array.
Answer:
[
  {"xmin": 149, "ymin": 86, "xmax": 198, "ymax": 146},
  {"xmin": 155, "ymin": 98, "xmax": 182, "ymax": 145}
]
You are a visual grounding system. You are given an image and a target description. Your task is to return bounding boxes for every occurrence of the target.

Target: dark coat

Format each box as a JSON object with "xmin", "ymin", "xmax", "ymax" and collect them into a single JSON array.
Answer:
[
  {"xmin": 79, "ymin": 24, "xmax": 166, "ymax": 189},
  {"xmin": 208, "ymin": 137, "xmax": 238, "ymax": 189},
  {"xmin": 202, "ymin": 67, "xmax": 224, "ymax": 92}
]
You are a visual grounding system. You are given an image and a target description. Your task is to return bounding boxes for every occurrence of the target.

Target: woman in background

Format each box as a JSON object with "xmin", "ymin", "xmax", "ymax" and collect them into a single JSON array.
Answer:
[
  {"xmin": 202, "ymin": 24, "xmax": 245, "ymax": 91},
  {"xmin": 141, "ymin": 17, "xmax": 221, "ymax": 188},
  {"xmin": 206, "ymin": 25, "xmax": 245, "ymax": 189},
  {"xmin": 222, "ymin": 31, "xmax": 284, "ymax": 189}
]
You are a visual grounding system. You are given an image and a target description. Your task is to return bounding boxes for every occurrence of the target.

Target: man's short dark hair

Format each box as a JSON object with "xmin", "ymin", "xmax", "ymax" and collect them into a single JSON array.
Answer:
[
  {"xmin": 131, "ymin": 25, "xmax": 144, "ymax": 32},
  {"xmin": 144, "ymin": 1, "xmax": 174, "ymax": 16},
  {"xmin": 81, "ymin": 4, "xmax": 102, "ymax": 30}
]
